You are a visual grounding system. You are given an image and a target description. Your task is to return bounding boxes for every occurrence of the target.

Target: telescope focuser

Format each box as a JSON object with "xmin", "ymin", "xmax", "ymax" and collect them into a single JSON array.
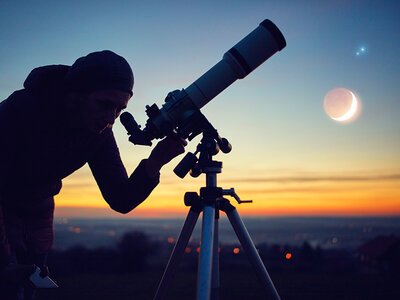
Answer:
[{"xmin": 120, "ymin": 89, "xmax": 232, "ymax": 150}]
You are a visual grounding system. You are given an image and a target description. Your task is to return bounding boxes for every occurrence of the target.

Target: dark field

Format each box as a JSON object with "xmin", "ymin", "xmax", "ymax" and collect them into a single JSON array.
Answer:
[
  {"xmin": 36, "ymin": 269, "xmax": 399, "ymax": 300},
  {"xmin": 35, "ymin": 217, "xmax": 399, "ymax": 299}
]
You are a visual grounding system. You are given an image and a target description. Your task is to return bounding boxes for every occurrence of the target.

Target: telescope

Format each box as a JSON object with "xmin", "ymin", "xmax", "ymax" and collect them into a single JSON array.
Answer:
[
  {"xmin": 121, "ymin": 19, "xmax": 286, "ymax": 146},
  {"xmin": 122, "ymin": 19, "xmax": 287, "ymax": 300}
]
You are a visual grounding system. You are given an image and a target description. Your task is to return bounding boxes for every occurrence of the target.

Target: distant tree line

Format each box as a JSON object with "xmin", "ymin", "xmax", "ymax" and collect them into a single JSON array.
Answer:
[
  {"xmin": 47, "ymin": 230, "xmax": 396, "ymax": 276},
  {"xmin": 48, "ymin": 231, "xmax": 157, "ymax": 275}
]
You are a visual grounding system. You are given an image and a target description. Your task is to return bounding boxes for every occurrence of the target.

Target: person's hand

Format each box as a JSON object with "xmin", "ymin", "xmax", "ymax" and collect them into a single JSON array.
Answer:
[
  {"xmin": 0, "ymin": 263, "xmax": 36, "ymax": 285},
  {"xmin": 146, "ymin": 134, "xmax": 187, "ymax": 177}
]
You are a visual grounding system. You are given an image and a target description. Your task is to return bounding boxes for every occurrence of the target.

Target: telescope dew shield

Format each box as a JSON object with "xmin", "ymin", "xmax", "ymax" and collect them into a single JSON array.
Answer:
[{"xmin": 185, "ymin": 19, "xmax": 286, "ymax": 109}]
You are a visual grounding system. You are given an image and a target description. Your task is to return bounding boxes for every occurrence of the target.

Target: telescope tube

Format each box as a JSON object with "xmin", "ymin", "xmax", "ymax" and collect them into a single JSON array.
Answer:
[{"xmin": 185, "ymin": 19, "xmax": 286, "ymax": 109}]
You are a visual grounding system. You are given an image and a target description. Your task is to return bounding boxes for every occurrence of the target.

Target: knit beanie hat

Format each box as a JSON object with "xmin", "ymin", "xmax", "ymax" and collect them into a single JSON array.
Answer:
[{"xmin": 65, "ymin": 50, "xmax": 134, "ymax": 95}]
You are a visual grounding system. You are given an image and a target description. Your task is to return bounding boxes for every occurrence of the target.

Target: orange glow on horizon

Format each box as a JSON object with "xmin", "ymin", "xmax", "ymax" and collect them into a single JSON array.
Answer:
[
  {"xmin": 54, "ymin": 205, "xmax": 400, "ymax": 218},
  {"xmin": 54, "ymin": 165, "xmax": 400, "ymax": 218},
  {"xmin": 54, "ymin": 193, "xmax": 400, "ymax": 218}
]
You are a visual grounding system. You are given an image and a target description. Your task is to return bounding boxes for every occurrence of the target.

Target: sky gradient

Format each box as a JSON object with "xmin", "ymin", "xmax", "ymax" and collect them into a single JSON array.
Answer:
[{"xmin": 1, "ymin": 0, "xmax": 399, "ymax": 217}]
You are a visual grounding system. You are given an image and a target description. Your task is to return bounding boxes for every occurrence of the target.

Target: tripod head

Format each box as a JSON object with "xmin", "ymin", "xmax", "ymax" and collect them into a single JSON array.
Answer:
[
  {"xmin": 174, "ymin": 116, "xmax": 253, "ymax": 205},
  {"xmin": 173, "ymin": 117, "xmax": 231, "ymax": 179}
]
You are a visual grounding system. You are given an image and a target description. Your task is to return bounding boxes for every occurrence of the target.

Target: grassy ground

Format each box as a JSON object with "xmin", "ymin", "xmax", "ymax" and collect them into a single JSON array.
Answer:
[{"xmin": 36, "ymin": 269, "xmax": 399, "ymax": 300}]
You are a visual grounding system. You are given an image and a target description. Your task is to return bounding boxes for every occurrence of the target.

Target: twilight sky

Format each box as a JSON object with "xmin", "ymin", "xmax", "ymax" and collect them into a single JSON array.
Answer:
[{"xmin": 1, "ymin": 0, "xmax": 399, "ymax": 217}]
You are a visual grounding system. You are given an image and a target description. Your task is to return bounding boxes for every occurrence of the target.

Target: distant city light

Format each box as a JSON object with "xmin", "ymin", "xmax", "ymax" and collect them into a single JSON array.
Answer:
[
  {"xmin": 185, "ymin": 247, "xmax": 191, "ymax": 253},
  {"xmin": 167, "ymin": 237, "xmax": 175, "ymax": 243},
  {"xmin": 286, "ymin": 253, "xmax": 292, "ymax": 260},
  {"xmin": 68, "ymin": 226, "xmax": 81, "ymax": 234},
  {"xmin": 56, "ymin": 217, "xmax": 69, "ymax": 224},
  {"xmin": 233, "ymin": 248, "xmax": 240, "ymax": 254}
]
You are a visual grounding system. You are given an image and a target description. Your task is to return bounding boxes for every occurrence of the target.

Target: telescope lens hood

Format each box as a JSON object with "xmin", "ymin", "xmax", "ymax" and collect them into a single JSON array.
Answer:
[{"xmin": 260, "ymin": 19, "xmax": 286, "ymax": 51}]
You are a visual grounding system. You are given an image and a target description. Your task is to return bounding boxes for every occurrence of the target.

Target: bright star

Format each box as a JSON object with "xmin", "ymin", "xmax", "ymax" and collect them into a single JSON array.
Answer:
[{"xmin": 355, "ymin": 46, "xmax": 367, "ymax": 56}]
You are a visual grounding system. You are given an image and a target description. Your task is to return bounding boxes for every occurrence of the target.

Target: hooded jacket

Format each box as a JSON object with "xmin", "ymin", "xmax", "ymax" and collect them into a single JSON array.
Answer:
[{"xmin": 0, "ymin": 65, "xmax": 159, "ymax": 268}]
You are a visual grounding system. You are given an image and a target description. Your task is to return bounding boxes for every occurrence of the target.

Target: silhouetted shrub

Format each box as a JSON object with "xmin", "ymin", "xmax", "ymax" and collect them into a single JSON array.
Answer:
[{"xmin": 117, "ymin": 231, "xmax": 153, "ymax": 272}]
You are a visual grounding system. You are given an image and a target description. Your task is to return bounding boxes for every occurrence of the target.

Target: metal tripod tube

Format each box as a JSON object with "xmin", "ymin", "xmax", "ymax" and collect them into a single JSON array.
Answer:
[
  {"xmin": 211, "ymin": 212, "xmax": 220, "ymax": 300},
  {"xmin": 197, "ymin": 171, "xmax": 217, "ymax": 300},
  {"xmin": 197, "ymin": 205, "xmax": 215, "ymax": 300},
  {"xmin": 154, "ymin": 207, "xmax": 201, "ymax": 300},
  {"xmin": 226, "ymin": 208, "xmax": 281, "ymax": 300}
]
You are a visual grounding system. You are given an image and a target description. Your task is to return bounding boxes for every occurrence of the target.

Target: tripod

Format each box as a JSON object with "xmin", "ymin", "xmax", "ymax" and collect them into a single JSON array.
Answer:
[{"xmin": 153, "ymin": 134, "xmax": 280, "ymax": 300}]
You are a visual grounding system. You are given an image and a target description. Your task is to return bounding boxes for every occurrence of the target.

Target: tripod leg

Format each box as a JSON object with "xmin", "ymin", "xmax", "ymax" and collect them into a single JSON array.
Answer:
[
  {"xmin": 225, "ymin": 207, "xmax": 281, "ymax": 300},
  {"xmin": 211, "ymin": 211, "xmax": 220, "ymax": 300},
  {"xmin": 154, "ymin": 206, "xmax": 201, "ymax": 300},
  {"xmin": 197, "ymin": 205, "xmax": 215, "ymax": 300}
]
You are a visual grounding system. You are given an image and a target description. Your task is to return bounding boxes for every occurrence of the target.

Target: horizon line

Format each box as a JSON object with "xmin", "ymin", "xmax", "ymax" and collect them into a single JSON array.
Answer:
[{"xmin": 54, "ymin": 205, "xmax": 400, "ymax": 219}]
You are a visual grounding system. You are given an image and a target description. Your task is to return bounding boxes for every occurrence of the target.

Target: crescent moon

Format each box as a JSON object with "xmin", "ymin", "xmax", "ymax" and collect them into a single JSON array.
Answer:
[{"xmin": 332, "ymin": 91, "xmax": 358, "ymax": 121}]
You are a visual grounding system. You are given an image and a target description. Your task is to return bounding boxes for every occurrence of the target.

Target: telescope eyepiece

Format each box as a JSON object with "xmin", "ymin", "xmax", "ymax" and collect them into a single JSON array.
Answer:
[{"xmin": 120, "ymin": 111, "xmax": 152, "ymax": 146}]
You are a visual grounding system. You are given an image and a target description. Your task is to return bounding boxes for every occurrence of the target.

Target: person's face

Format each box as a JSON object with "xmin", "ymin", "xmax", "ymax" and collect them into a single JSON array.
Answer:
[{"xmin": 79, "ymin": 90, "xmax": 131, "ymax": 134}]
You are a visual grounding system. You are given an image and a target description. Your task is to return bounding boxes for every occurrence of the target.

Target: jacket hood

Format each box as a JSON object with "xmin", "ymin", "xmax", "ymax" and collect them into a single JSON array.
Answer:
[{"xmin": 23, "ymin": 65, "xmax": 70, "ymax": 98}]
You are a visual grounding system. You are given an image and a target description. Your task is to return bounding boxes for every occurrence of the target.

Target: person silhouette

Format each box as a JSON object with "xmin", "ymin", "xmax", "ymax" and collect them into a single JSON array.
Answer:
[{"xmin": 0, "ymin": 50, "xmax": 186, "ymax": 299}]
